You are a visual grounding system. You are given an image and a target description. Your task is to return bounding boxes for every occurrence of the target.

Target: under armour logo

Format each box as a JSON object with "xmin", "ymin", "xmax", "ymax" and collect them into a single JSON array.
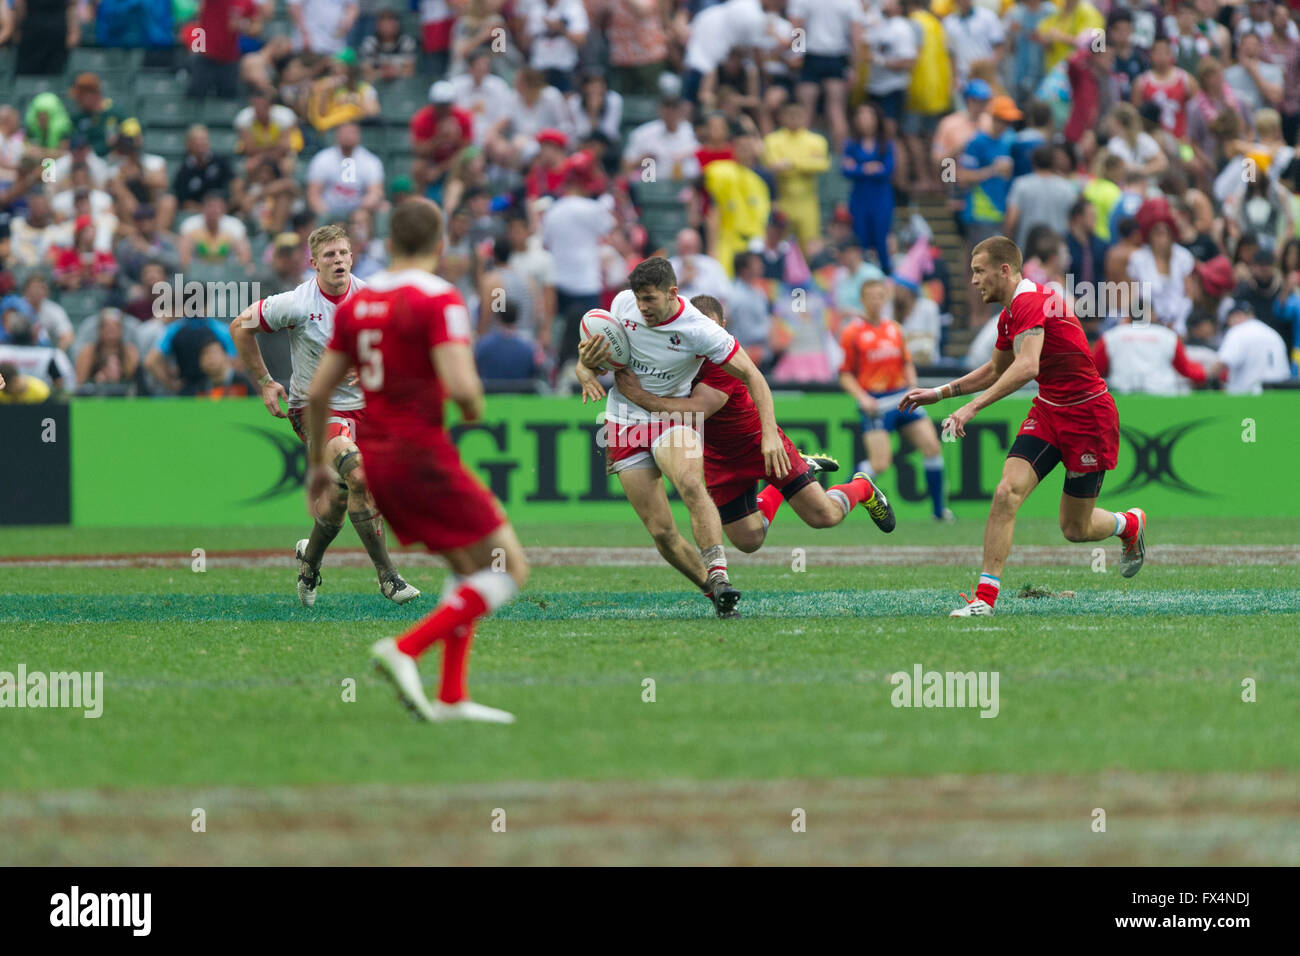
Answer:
[
  {"xmin": 623, "ymin": 320, "xmax": 638, "ymax": 331},
  {"xmin": 309, "ymin": 313, "xmax": 324, "ymax": 322},
  {"xmin": 1114, "ymin": 421, "xmax": 1213, "ymax": 496}
]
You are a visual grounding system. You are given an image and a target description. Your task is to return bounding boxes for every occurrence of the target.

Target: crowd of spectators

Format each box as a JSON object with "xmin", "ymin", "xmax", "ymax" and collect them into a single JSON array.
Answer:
[{"xmin": 1, "ymin": 0, "xmax": 1298, "ymax": 404}]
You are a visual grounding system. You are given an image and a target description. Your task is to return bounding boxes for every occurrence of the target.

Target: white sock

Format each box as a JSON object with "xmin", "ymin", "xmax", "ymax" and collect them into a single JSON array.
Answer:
[
  {"xmin": 1111, "ymin": 512, "xmax": 1127, "ymax": 538},
  {"xmin": 461, "ymin": 567, "xmax": 519, "ymax": 613},
  {"xmin": 700, "ymin": 544, "xmax": 728, "ymax": 580},
  {"xmin": 827, "ymin": 488, "xmax": 851, "ymax": 517}
]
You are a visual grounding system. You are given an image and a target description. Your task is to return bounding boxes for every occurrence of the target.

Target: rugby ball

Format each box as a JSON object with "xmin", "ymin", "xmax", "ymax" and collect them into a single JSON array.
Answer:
[{"xmin": 579, "ymin": 309, "xmax": 631, "ymax": 370}]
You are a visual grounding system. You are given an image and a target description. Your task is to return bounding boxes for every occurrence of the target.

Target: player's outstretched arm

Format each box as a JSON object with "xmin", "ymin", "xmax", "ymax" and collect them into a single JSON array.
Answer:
[
  {"xmin": 614, "ymin": 368, "xmax": 728, "ymax": 419},
  {"xmin": 432, "ymin": 341, "xmax": 486, "ymax": 423},
  {"xmin": 946, "ymin": 333, "xmax": 1043, "ymax": 438},
  {"xmin": 898, "ymin": 352, "xmax": 1009, "ymax": 412},
  {"xmin": 720, "ymin": 348, "xmax": 789, "ymax": 479},
  {"xmin": 230, "ymin": 303, "xmax": 288, "ymax": 418}
]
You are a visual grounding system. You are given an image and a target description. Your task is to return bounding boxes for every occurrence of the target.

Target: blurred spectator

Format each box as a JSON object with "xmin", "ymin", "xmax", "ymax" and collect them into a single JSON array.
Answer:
[
  {"xmin": 957, "ymin": 94, "xmax": 1018, "ymax": 323},
  {"xmin": 1004, "ymin": 1, "xmax": 1058, "ymax": 105},
  {"xmin": 1225, "ymin": 30, "xmax": 1284, "ymax": 120},
  {"xmin": 0, "ymin": 362, "xmax": 51, "ymax": 403},
  {"xmin": 623, "ymin": 93, "xmax": 698, "ymax": 181},
  {"xmin": 1037, "ymin": 0, "xmax": 1104, "ymax": 75},
  {"xmin": 1107, "ymin": 103, "xmax": 1167, "ymax": 182},
  {"xmin": 115, "ymin": 206, "xmax": 181, "ymax": 283},
  {"xmin": 500, "ymin": 68, "xmax": 574, "ymax": 167},
  {"xmin": 75, "ymin": 308, "xmax": 140, "ymax": 389},
  {"xmin": 440, "ymin": 205, "xmax": 483, "ymax": 317},
  {"xmin": 0, "ymin": 106, "xmax": 24, "ymax": 189},
  {"xmin": 749, "ymin": 211, "xmax": 803, "ymax": 281},
  {"xmin": 187, "ymin": 0, "xmax": 249, "ymax": 98},
  {"xmin": 52, "ymin": 135, "xmax": 110, "ymax": 192},
  {"xmin": 604, "ymin": 0, "xmax": 669, "ymax": 97},
  {"xmin": 9, "ymin": 190, "xmax": 71, "ymax": 269},
  {"xmin": 1132, "ymin": 36, "xmax": 1191, "ymax": 140},
  {"xmin": 194, "ymin": 340, "xmax": 256, "ymax": 397},
  {"xmin": 682, "ymin": 0, "xmax": 781, "ymax": 108},
  {"xmin": 231, "ymin": 156, "xmax": 299, "ymax": 236},
  {"xmin": 522, "ymin": 0, "xmax": 589, "ymax": 94},
  {"xmin": 450, "ymin": 0, "xmax": 516, "ymax": 78},
  {"xmin": 12, "ymin": 0, "xmax": 76, "ymax": 76},
  {"xmin": 96, "ymin": 0, "xmax": 174, "ymax": 49},
  {"xmin": 569, "ymin": 72, "xmax": 623, "ymax": 144},
  {"xmin": 306, "ymin": 50, "xmax": 381, "ymax": 133},
  {"xmin": 669, "ymin": 227, "xmax": 729, "ymax": 303},
  {"xmin": 542, "ymin": 173, "xmax": 615, "ymax": 357},
  {"xmin": 892, "ymin": 274, "xmax": 941, "ymax": 366},
  {"xmin": 1063, "ymin": 31, "xmax": 1116, "ymax": 146},
  {"xmin": 505, "ymin": 211, "xmax": 558, "ymax": 342},
  {"xmin": 179, "ymin": 192, "xmax": 254, "ymax": 273},
  {"xmin": 842, "ymin": 103, "xmax": 896, "ymax": 273},
  {"xmin": 526, "ymin": 129, "xmax": 572, "ymax": 200},
  {"xmin": 452, "ymin": 49, "xmax": 515, "ymax": 148},
  {"xmin": 51, "ymin": 215, "xmax": 119, "ymax": 291},
  {"xmin": 0, "ymin": 307, "xmax": 74, "ymax": 388},
  {"xmin": 411, "ymin": 81, "xmax": 473, "ymax": 198},
  {"xmin": 1010, "ymin": 100, "xmax": 1053, "ymax": 179},
  {"xmin": 172, "ymin": 126, "xmax": 237, "ymax": 211},
  {"xmin": 418, "ymin": 0, "xmax": 457, "ymax": 76},
  {"xmin": 106, "ymin": 122, "xmax": 176, "ymax": 228},
  {"xmin": 479, "ymin": 236, "xmax": 544, "ymax": 344},
  {"xmin": 123, "ymin": 260, "xmax": 169, "ymax": 322},
  {"xmin": 22, "ymin": 93, "xmax": 71, "ymax": 155},
  {"xmin": 442, "ymin": 147, "xmax": 491, "ymax": 217},
  {"xmin": 1, "ymin": 295, "xmax": 48, "ymax": 346},
  {"xmin": 1234, "ymin": 248, "xmax": 1290, "ymax": 354},
  {"xmin": 240, "ymin": 35, "xmax": 296, "ymax": 98},
  {"xmin": 864, "ymin": 0, "xmax": 916, "ymax": 178},
  {"xmin": 263, "ymin": 233, "xmax": 314, "ymax": 293},
  {"xmin": 1093, "ymin": 311, "xmax": 1207, "ymax": 395},
  {"xmin": 726, "ymin": 251, "xmax": 773, "ymax": 367},
  {"xmin": 306, "ymin": 123, "xmax": 384, "ymax": 220},
  {"xmin": 944, "ymin": 0, "xmax": 1007, "ymax": 89},
  {"xmin": 235, "ymin": 91, "xmax": 304, "ymax": 175},
  {"xmin": 790, "ymin": 0, "xmax": 867, "ymax": 152},
  {"xmin": 18, "ymin": 275, "xmax": 73, "ymax": 352},
  {"xmin": 347, "ymin": 208, "xmax": 386, "ymax": 279},
  {"xmin": 359, "ymin": 8, "xmax": 417, "ymax": 82},
  {"xmin": 1064, "ymin": 198, "xmax": 1107, "ymax": 290},
  {"xmin": 1127, "ymin": 198, "xmax": 1195, "ymax": 335},
  {"xmin": 763, "ymin": 100, "xmax": 829, "ymax": 247},
  {"xmin": 68, "ymin": 73, "xmax": 137, "ymax": 158},
  {"xmin": 932, "ymin": 79, "xmax": 989, "ymax": 171},
  {"xmin": 1208, "ymin": 302, "xmax": 1290, "ymax": 393},
  {"xmin": 1005, "ymin": 145, "xmax": 1079, "ymax": 250},
  {"xmin": 287, "ymin": 0, "xmax": 357, "ymax": 56},
  {"xmin": 145, "ymin": 313, "xmax": 239, "ymax": 395},
  {"xmin": 475, "ymin": 300, "xmax": 544, "ymax": 385}
]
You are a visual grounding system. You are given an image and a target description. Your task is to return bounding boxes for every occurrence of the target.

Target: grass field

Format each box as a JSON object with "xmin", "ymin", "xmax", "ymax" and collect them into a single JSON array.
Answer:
[{"xmin": 2, "ymin": 515, "xmax": 1297, "ymax": 865}]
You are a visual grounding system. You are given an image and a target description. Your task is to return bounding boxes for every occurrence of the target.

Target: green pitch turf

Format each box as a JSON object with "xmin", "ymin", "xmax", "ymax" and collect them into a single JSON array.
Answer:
[{"xmin": 1, "ymin": 519, "xmax": 1297, "ymax": 864}]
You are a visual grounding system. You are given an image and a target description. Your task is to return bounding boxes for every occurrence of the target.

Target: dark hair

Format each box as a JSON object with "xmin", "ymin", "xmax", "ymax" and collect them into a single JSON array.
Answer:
[
  {"xmin": 1026, "ymin": 99, "xmax": 1052, "ymax": 128},
  {"xmin": 0, "ymin": 362, "xmax": 18, "ymax": 381},
  {"xmin": 854, "ymin": 101, "xmax": 892, "ymax": 147},
  {"xmin": 1116, "ymin": 216, "xmax": 1140, "ymax": 240},
  {"xmin": 972, "ymin": 235, "xmax": 1024, "ymax": 272},
  {"xmin": 389, "ymin": 197, "xmax": 445, "ymax": 257},
  {"xmin": 733, "ymin": 251, "xmax": 754, "ymax": 274},
  {"xmin": 1107, "ymin": 8, "xmax": 1132, "ymax": 27},
  {"xmin": 628, "ymin": 256, "xmax": 677, "ymax": 292},
  {"xmin": 1031, "ymin": 145, "xmax": 1054, "ymax": 171},
  {"xmin": 492, "ymin": 236, "xmax": 512, "ymax": 265},
  {"xmin": 496, "ymin": 299, "xmax": 519, "ymax": 326},
  {"xmin": 690, "ymin": 294, "xmax": 724, "ymax": 322},
  {"xmin": 1068, "ymin": 198, "xmax": 1091, "ymax": 221}
]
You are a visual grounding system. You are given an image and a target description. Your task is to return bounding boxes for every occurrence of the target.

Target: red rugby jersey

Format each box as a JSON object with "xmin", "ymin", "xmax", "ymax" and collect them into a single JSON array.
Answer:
[{"xmin": 994, "ymin": 279, "xmax": 1106, "ymax": 405}]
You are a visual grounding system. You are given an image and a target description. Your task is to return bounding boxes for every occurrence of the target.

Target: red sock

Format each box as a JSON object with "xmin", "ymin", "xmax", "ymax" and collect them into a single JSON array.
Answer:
[
  {"xmin": 395, "ymin": 583, "xmax": 488, "ymax": 658},
  {"xmin": 756, "ymin": 485, "xmax": 785, "ymax": 524},
  {"xmin": 1119, "ymin": 511, "xmax": 1138, "ymax": 538},
  {"xmin": 829, "ymin": 476, "xmax": 875, "ymax": 510},
  {"xmin": 438, "ymin": 624, "xmax": 475, "ymax": 703},
  {"xmin": 975, "ymin": 573, "xmax": 1000, "ymax": 607}
]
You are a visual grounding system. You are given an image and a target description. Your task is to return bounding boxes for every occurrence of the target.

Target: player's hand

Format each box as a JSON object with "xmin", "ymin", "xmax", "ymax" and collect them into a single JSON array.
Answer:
[
  {"xmin": 898, "ymin": 387, "xmax": 939, "ymax": 412},
  {"xmin": 262, "ymin": 381, "xmax": 289, "ymax": 417},
  {"xmin": 762, "ymin": 431, "xmax": 790, "ymax": 480},
  {"xmin": 0, "ymin": 372, "xmax": 6, "ymax": 390},
  {"xmin": 575, "ymin": 362, "xmax": 605, "ymax": 403},
  {"xmin": 578, "ymin": 335, "xmax": 610, "ymax": 370},
  {"xmin": 943, "ymin": 402, "xmax": 978, "ymax": 439},
  {"xmin": 612, "ymin": 367, "xmax": 643, "ymax": 396},
  {"xmin": 305, "ymin": 464, "xmax": 333, "ymax": 516},
  {"xmin": 857, "ymin": 393, "xmax": 880, "ymax": 416}
]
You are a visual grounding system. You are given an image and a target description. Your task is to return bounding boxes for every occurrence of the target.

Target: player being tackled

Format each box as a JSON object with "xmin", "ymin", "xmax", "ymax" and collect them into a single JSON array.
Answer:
[
  {"xmin": 580, "ymin": 295, "xmax": 895, "ymax": 554},
  {"xmin": 231, "ymin": 225, "xmax": 418, "ymax": 608},
  {"xmin": 899, "ymin": 236, "xmax": 1146, "ymax": 617}
]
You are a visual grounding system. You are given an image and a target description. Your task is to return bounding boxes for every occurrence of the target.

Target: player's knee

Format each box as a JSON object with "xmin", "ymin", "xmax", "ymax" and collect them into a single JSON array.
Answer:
[
  {"xmin": 729, "ymin": 528, "xmax": 765, "ymax": 553},
  {"xmin": 807, "ymin": 503, "xmax": 841, "ymax": 529},
  {"xmin": 333, "ymin": 445, "xmax": 366, "ymax": 494},
  {"xmin": 1059, "ymin": 519, "xmax": 1091, "ymax": 543},
  {"xmin": 993, "ymin": 478, "xmax": 1026, "ymax": 512},
  {"xmin": 648, "ymin": 525, "xmax": 679, "ymax": 552}
]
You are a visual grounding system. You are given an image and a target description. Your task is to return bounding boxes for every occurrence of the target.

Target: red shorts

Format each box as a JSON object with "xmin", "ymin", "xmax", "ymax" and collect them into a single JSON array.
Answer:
[
  {"xmin": 603, "ymin": 418, "xmax": 701, "ymax": 474},
  {"xmin": 287, "ymin": 407, "xmax": 363, "ymax": 448},
  {"xmin": 1014, "ymin": 391, "xmax": 1120, "ymax": 474},
  {"xmin": 705, "ymin": 429, "xmax": 812, "ymax": 511},
  {"xmin": 360, "ymin": 437, "xmax": 507, "ymax": 553}
]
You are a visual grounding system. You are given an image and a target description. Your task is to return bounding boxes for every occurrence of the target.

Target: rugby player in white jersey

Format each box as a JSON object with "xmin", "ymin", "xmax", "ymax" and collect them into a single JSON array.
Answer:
[
  {"xmin": 230, "ymin": 224, "xmax": 419, "ymax": 607},
  {"xmin": 575, "ymin": 257, "xmax": 789, "ymax": 618}
]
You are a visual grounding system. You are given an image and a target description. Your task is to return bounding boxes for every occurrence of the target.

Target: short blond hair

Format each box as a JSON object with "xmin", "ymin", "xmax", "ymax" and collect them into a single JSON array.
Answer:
[
  {"xmin": 972, "ymin": 236, "xmax": 1023, "ymax": 273},
  {"xmin": 308, "ymin": 224, "xmax": 350, "ymax": 259}
]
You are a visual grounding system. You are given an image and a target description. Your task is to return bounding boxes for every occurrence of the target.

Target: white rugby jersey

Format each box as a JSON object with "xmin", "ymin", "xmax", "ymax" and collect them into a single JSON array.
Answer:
[
  {"xmin": 603, "ymin": 289, "xmax": 740, "ymax": 426},
  {"xmin": 258, "ymin": 274, "xmax": 367, "ymax": 410}
]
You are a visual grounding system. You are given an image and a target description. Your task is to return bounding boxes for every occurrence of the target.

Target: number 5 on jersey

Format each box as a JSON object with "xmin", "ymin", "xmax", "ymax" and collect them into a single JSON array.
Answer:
[{"xmin": 358, "ymin": 328, "xmax": 384, "ymax": 389}]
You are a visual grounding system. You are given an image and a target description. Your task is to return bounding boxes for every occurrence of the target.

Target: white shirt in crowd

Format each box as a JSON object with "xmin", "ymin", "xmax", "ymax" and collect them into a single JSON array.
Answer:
[
  {"xmin": 287, "ymin": 0, "xmax": 358, "ymax": 56},
  {"xmin": 451, "ymin": 73, "xmax": 515, "ymax": 145},
  {"xmin": 943, "ymin": 6, "xmax": 1006, "ymax": 85},
  {"xmin": 789, "ymin": 0, "xmax": 867, "ymax": 58},
  {"xmin": 1101, "ymin": 322, "xmax": 1193, "ymax": 396},
  {"xmin": 508, "ymin": 86, "xmax": 576, "ymax": 160},
  {"xmin": 866, "ymin": 12, "xmax": 920, "ymax": 96},
  {"xmin": 523, "ymin": 0, "xmax": 589, "ymax": 72},
  {"xmin": 1217, "ymin": 317, "xmax": 1289, "ymax": 394},
  {"xmin": 684, "ymin": 0, "xmax": 771, "ymax": 75},
  {"xmin": 1106, "ymin": 133, "xmax": 1162, "ymax": 170},
  {"xmin": 568, "ymin": 90, "xmax": 624, "ymax": 143},
  {"xmin": 52, "ymin": 151, "xmax": 112, "ymax": 190},
  {"xmin": 1125, "ymin": 244, "xmax": 1196, "ymax": 336},
  {"xmin": 899, "ymin": 296, "xmax": 942, "ymax": 365},
  {"xmin": 623, "ymin": 118, "xmax": 700, "ymax": 180},
  {"xmin": 669, "ymin": 253, "xmax": 731, "ymax": 304},
  {"xmin": 541, "ymin": 195, "xmax": 615, "ymax": 295},
  {"xmin": 306, "ymin": 145, "xmax": 385, "ymax": 219},
  {"xmin": 603, "ymin": 289, "xmax": 740, "ymax": 426},
  {"xmin": 179, "ymin": 213, "xmax": 248, "ymax": 243},
  {"xmin": 257, "ymin": 274, "xmax": 369, "ymax": 410},
  {"xmin": 234, "ymin": 104, "xmax": 300, "ymax": 135}
]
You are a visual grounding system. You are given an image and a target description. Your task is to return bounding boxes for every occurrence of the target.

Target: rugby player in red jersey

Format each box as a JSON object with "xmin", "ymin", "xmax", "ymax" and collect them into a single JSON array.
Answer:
[
  {"xmin": 304, "ymin": 198, "xmax": 527, "ymax": 723},
  {"xmin": 581, "ymin": 295, "xmax": 896, "ymax": 552},
  {"xmin": 899, "ymin": 237, "xmax": 1147, "ymax": 617}
]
